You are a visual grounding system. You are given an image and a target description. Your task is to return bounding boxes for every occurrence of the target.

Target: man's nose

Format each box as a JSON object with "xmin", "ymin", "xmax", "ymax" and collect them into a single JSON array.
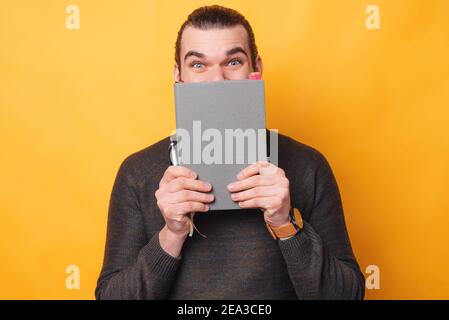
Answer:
[{"xmin": 207, "ymin": 66, "xmax": 226, "ymax": 82}]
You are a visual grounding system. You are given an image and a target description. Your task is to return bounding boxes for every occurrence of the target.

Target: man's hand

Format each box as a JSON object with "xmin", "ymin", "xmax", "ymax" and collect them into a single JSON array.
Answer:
[
  {"xmin": 155, "ymin": 165, "xmax": 214, "ymax": 257},
  {"xmin": 227, "ymin": 161, "xmax": 291, "ymax": 227}
]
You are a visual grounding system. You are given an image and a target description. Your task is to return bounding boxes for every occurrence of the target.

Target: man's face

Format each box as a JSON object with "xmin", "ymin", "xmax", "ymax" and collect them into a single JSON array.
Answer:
[{"xmin": 174, "ymin": 25, "xmax": 262, "ymax": 83}]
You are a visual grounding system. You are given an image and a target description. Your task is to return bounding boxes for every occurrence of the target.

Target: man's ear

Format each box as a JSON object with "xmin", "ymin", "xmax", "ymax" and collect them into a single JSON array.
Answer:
[
  {"xmin": 255, "ymin": 55, "xmax": 263, "ymax": 75},
  {"xmin": 174, "ymin": 64, "xmax": 180, "ymax": 82}
]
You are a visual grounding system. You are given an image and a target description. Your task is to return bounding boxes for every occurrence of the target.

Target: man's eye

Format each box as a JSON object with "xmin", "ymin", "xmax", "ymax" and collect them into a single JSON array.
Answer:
[
  {"xmin": 228, "ymin": 59, "xmax": 242, "ymax": 66},
  {"xmin": 191, "ymin": 62, "xmax": 204, "ymax": 69}
]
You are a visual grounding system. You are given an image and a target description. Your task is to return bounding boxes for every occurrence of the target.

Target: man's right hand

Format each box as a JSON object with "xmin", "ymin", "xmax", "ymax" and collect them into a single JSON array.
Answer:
[{"xmin": 155, "ymin": 165, "xmax": 214, "ymax": 257}]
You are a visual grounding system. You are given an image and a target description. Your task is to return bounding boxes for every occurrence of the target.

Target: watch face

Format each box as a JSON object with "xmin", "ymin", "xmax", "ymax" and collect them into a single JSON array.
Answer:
[{"xmin": 292, "ymin": 208, "xmax": 303, "ymax": 230}]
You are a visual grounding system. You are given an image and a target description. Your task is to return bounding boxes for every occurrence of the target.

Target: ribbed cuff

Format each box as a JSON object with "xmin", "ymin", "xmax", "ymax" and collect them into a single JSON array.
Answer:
[
  {"xmin": 278, "ymin": 222, "xmax": 321, "ymax": 263},
  {"xmin": 140, "ymin": 233, "xmax": 182, "ymax": 278}
]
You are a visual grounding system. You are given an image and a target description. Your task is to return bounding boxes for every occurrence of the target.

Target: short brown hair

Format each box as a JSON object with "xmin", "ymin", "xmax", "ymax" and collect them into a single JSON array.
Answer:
[{"xmin": 175, "ymin": 5, "xmax": 259, "ymax": 71}]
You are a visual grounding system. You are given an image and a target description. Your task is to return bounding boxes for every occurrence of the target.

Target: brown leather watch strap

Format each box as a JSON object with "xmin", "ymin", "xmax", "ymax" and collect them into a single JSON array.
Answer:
[
  {"xmin": 266, "ymin": 208, "xmax": 303, "ymax": 240},
  {"xmin": 266, "ymin": 222, "xmax": 297, "ymax": 239}
]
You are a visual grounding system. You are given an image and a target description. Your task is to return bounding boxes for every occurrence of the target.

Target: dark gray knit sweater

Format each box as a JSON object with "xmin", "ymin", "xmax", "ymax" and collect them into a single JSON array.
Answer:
[{"xmin": 95, "ymin": 133, "xmax": 365, "ymax": 300}]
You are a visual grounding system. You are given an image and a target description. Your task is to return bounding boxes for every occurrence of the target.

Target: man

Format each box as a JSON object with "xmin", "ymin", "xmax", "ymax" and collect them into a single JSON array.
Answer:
[{"xmin": 95, "ymin": 5, "xmax": 365, "ymax": 300}]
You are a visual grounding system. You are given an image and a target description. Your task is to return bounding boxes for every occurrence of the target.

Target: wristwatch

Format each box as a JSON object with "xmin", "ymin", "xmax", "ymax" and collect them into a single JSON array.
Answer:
[{"xmin": 266, "ymin": 207, "xmax": 303, "ymax": 240}]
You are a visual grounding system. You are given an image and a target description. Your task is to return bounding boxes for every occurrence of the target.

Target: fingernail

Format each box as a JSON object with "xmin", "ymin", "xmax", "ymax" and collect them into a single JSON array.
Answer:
[
  {"xmin": 228, "ymin": 183, "xmax": 235, "ymax": 191},
  {"xmin": 205, "ymin": 205, "xmax": 209, "ymax": 211},
  {"xmin": 248, "ymin": 72, "xmax": 261, "ymax": 80},
  {"xmin": 237, "ymin": 173, "xmax": 243, "ymax": 179}
]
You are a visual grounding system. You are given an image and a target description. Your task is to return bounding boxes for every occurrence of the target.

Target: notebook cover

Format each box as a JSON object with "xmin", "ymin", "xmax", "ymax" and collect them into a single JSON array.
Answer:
[{"xmin": 174, "ymin": 80, "xmax": 267, "ymax": 211}]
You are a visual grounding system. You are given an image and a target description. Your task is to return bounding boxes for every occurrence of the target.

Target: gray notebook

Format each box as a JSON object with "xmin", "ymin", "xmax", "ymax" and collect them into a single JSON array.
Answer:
[{"xmin": 174, "ymin": 80, "xmax": 268, "ymax": 210}]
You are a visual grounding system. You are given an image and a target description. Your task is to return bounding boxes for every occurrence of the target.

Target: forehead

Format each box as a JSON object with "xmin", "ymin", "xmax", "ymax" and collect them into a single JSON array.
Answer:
[{"xmin": 180, "ymin": 25, "xmax": 250, "ymax": 57}]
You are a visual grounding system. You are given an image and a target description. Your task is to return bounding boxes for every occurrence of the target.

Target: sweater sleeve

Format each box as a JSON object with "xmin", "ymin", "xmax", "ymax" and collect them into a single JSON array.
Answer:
[
  {"xmin": 278, "ymin": 151, "xmax": 365, "ymax": 300},
  {"xmin": 95, "ymin": 158, "xmax": 181, "ymax": 300}
]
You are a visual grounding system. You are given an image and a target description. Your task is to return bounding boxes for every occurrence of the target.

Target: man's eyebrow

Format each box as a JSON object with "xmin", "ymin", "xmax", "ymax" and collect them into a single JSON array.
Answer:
[
  {"xmin": 184, "ymin": 51, "xmax": 205, "ymax": 62},
  {"xmin": 226, "ymin": 47, "xmax": 248, "ymax": 57},
  {"xmin": 183, "ymin": 47, "xmax": 249, "ymax": 62}
]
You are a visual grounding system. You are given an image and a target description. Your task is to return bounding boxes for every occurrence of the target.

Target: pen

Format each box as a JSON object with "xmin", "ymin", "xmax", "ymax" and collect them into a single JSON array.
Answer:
[{"xmin": 169, "ymin": 135, "xmax": 206, "ymax": 238}]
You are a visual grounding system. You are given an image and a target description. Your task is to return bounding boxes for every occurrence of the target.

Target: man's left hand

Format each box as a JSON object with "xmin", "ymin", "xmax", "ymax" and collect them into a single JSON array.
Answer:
[{"xmin": 227, "ymin": 161, "xmax": 291, "ymax": 227}]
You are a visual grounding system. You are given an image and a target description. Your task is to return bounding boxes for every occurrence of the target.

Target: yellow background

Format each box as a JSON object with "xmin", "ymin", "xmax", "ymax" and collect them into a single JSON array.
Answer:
[{"xmin": 1, "ymin": 0, "xmax": 448, "ymax": 299}]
